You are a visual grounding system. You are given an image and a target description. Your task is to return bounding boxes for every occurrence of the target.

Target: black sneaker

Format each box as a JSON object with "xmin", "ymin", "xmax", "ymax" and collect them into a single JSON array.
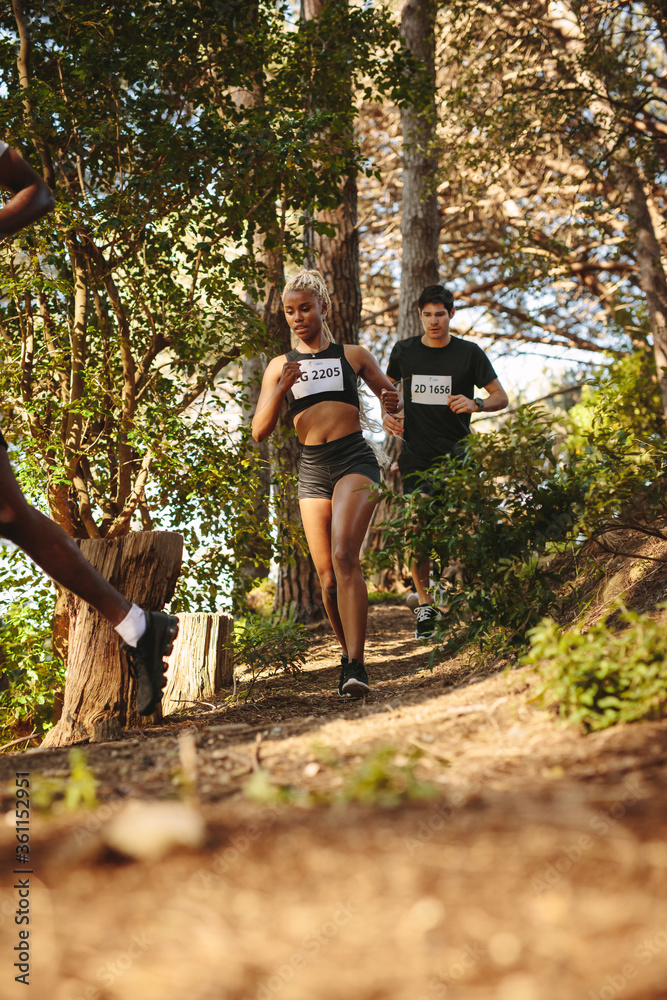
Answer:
[
  {"xmin": 337, "ymin": 654, "xmax": 348, "ymax": 697},
  {"xmin": 124, "ymin": 611, "xmax": 179, "ymax": 716},
  {"xmin": 338, "ymin": 659, "xmax": 370, "ymax": 698},
  {"xmin": 414, "ymin": 604, "xmax": 441, "ymax": 639}
]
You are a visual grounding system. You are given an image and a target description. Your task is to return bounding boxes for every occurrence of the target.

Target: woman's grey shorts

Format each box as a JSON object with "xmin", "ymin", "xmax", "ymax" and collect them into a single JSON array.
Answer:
[{"xmin": 298, "ymin": 431, "xmax": 381, "ymax": 500}]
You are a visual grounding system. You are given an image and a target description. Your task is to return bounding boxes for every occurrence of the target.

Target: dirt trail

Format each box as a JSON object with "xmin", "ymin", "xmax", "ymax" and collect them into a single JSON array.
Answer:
[{"xmin": 2, "ymin": 602, "xmax": 667, "ymax": 1000}]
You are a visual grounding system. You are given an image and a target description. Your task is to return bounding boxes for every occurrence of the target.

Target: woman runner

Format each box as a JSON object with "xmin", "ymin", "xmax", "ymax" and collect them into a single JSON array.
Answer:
[{"xmin": 252, "ymin": 269, "xmax": 401, "ymax": 697}]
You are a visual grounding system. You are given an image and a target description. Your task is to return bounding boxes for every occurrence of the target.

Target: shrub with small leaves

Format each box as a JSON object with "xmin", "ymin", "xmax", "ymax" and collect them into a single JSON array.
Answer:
[
  {"xmin": 234, "ymin": 615, "xmax": 310, "ymax": 698},
  {"xmin": 339, "ymin": 746, "xmax": 437, "ymax": 807},
  {"xmin": 371, "ymin": 357, "xmax": 667, "ymax": 657},
  {"xmin": 525, "ymin": 606, "xmax": 667, "ymax": 731},
  {"xmin": 0, "ymin": 555, "xmax": 65, "ymax": 747}
]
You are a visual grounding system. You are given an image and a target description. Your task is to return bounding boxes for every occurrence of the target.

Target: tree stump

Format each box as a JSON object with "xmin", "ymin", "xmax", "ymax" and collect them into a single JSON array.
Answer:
[
  {"xmin": 362, "ymin": 434, "xmax": 407, "ymax": 591},
  {"xmin": 162, "ymin": 612, "xmax": 234, "ymax": 715},
  {"xmin": 42, "ymin": 531, "xmax": 183, "ymax": 748}
]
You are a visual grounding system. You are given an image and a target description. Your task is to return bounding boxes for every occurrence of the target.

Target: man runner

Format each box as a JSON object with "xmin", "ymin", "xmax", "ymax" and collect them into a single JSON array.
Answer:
[{"xmin": 382, "ymin": 284, "xmax": 508, "ymax": 639}]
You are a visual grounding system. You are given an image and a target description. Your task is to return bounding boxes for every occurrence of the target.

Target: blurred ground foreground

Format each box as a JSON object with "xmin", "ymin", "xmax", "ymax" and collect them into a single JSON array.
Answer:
[{"xmin": 2, "ymin": 597, "xmax": 667, "ymax": 1000}]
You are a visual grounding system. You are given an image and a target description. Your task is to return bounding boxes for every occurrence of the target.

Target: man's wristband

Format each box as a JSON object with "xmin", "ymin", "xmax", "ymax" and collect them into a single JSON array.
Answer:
[{"xmin": 474, "ymin": 397, "xmax": 485, "ymax": 412}]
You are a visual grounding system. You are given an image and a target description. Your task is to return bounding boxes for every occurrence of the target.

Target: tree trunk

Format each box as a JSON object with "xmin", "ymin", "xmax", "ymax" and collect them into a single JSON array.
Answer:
[
  {"xmin": 162, "ymin": 612, "xmax": 233, "ymax": 715},
  {"xmin": 256, "ymin": 242, "xmax": 324, "ymax": 621},
  {"xmin": 312, "ymin": 175, "xmax": 362, "ymax": 346},
  {"xmin": 362, "ymin": 434, "xmax": 407, "ymax": 590},
  {"xmin": 615, "ymin": 161, "xmax": 667, "ymax": 420},
  {"xmin": 240, "ymin": 353, "xmax": 273, "ymax": 598},
  {"xmin": 398, "ymin": 0, "xmax": 440, "ymax": 340},
  {"xmin": 273, "ymin": 432, "xmax": 323, "ymax": 621},
  {"xmin": 231, "ymin": 56, "xmax": 319, "ymax": 616},
  {"xmin": 303, "ymin": 0, "xmax": 361, "ymax": 347},
  {"xmin": 42, "ymin": 530, "xmax": 183, "ymax": 748},
  {"xmin": 360, "ymin": 0, "xmax": 440, "ymax": 589}
]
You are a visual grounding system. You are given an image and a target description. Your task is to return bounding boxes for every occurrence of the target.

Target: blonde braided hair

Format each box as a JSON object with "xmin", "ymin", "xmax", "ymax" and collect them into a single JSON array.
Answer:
[{"xmin": 282, "ymin": 269, "xmax": 334, "ymax": 343}]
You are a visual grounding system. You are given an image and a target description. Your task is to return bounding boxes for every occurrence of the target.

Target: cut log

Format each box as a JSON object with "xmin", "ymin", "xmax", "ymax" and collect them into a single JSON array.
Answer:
[
  {"xmin": 42, "ymin": 531, "xmax": 183, "ymax": 748},
  {"xmin": 162, "ymin": 612, "xmax": 234, "ymax": 715}
]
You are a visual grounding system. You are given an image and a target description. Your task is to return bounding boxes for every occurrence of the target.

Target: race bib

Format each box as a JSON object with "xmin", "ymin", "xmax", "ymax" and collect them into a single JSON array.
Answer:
[
  {"xmin": 411, "ymin": 374, "xmax": 452, "ymax": 404},
  {"xmin": 291, "ymin": 358, "xmax": 344, "ymax": 400}
]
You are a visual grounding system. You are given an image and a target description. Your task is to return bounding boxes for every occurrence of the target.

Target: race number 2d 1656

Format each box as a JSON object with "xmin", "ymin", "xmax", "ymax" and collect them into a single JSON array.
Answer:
[{"xmin": 411, "ymin": 374, "xmax": 452, "ymax": 404}]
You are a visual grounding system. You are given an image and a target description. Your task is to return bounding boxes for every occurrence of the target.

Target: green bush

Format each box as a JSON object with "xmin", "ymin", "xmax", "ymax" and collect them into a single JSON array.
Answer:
[
  {"xmin": 339, "ymin": 746, "xmax": 437, "ymax": 807},
  {"xmin": 0, "ymin": 553, "xmax": 64, "ymax": 747},
  {"xmin": 525, "ymin": 607, "xmax": 667, "ymax": 731},
  {"xmin": 372, "ymin": 404, "xmax": 583, "ymax": 650},
  {"xmin": 372, "ymin": 358, "xmax": 667, "ymax": 655},
  {"xmin": 233, "ymin": 614, "xmax": 310, "ymax": 698}
]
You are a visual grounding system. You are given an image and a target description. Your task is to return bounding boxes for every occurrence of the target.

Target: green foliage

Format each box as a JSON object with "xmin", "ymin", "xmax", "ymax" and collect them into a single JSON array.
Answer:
[
  {"xmin": 0, "ymin": 551, "xmax": 64, "ymax": 746},
  {"xmin": 0, "ymin": 0, "xmax": 412, "ymax": 608},
  {"xmin": 233, "ymin": 614, "xmax": 309, "ymax": 698},
  {"xmin": 373, "ymin": 359, "xmax": 667, "ymax": 655},
  {"xmin": 525, "ymin": 607, "xmax": 667, "ymax": 732},
  {"xmin": 367, "ymin": 591, "xmax": 405, "ymax": 606},
  {"xmin": 30, "ymin": 749, "xmax": 97, "ymax": 812},
  {"xmin": 245, "ymin": 577, "xmax": 277, "ymax": 618},
  {"xmin": 242, "ymin": 745, "xmax": 437, "ymax": 809},
  {"xmin": 63, "ymin": 749, "xmax": 99, "ymax": 810},
  {"xmin": 373, "ymin": 404, "xmax": 580, "ymax": 650},
  {"xmin": 243, "ymin": 767, "xmax": 299, "ymax": 805},
  {"xmin": 431, "ymin": 1, "xmax": 663, "ymax": 355},
  {"xmin": 338, "ymin": 746, "xmax": 437, "ymax": 808}
]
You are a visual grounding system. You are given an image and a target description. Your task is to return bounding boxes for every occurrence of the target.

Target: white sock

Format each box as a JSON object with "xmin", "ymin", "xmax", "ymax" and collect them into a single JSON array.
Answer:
[{"xmin": 115, "ymin": 604, "xmax": 147, "ymax": 647}]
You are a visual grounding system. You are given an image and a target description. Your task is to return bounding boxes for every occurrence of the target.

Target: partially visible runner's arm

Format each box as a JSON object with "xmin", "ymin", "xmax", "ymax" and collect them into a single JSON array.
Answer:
[{"xmin": 0, "ymin": 144, "xmax": 55, "ymax": 237}]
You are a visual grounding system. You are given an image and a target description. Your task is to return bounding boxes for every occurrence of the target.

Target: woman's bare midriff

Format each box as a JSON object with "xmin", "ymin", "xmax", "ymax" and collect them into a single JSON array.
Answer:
[{"xmin": 293, "ymin": 401, "xmax": 362, "ymax": 446}]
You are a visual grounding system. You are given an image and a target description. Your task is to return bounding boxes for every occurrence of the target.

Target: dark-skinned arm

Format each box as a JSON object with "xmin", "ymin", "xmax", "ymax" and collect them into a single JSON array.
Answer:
[{"xmin": 0, "ymin": 146, "xmax": 55, "ymax": 238}]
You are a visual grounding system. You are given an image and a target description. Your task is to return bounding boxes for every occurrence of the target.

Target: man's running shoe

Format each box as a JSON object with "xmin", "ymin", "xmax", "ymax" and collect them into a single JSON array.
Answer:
[
  {"xmin": 338, "ymin": 659, "xmax": 370, "ymax": 698},
  {"xmin": 414, "ymin": 604, "xmax": 441, "ymax": 639},
  {"xmin": 124, "ymin": 611, "xmax": 179, "ymax": 716}
]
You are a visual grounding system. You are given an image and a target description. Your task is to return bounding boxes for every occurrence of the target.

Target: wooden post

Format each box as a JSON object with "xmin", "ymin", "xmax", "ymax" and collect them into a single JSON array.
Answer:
[
  {"xmin": 162, "ymin": 612, "xmax": 234, "ymax": 715},
  {"xmin": 42, "ymin": 531, "xmax": 183, "ymax": 748}
]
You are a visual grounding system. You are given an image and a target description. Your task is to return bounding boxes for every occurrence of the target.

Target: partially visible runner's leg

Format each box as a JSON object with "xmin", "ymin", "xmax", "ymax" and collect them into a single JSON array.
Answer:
[
  {"xmin": 0, "ymin": 446, "xmax": 131, "ymax": 623},
  {"xmin": 0, "ymin": 446, "xmax": 178, "ymax": 714},
  {"xmin": 299, "ymin": 496, "xmax": 347, "ymax": 654},
  {"xmin": 330, "ymin": 473, "xmax": 378, "ymax": 697}
]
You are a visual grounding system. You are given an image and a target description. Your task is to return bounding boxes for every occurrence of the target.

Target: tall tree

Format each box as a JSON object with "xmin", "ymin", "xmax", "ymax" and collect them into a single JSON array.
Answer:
[
  {"xmin": 430, "ymin": 1, "xmax": 667, "ymax": 409},
  {"xmin": 0, "ymin": 0, "xmax": 375, "ymax": 615},
  {"xmin": 269, "ymin": 0, "xmax": 412, "ymax": 618},
  {"xmin": 303, "ymin": 0, "xmax": 362, "ymax": 346},
  {"xmin": 397, "ymin": 0, "xmax": 440, "ymax": 340}
]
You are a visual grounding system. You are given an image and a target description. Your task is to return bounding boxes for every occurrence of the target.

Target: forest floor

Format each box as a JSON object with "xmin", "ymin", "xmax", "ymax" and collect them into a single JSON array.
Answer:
[{"xmin": 2, "ymin": 560, "xmax": 667, "ymax": 1000}]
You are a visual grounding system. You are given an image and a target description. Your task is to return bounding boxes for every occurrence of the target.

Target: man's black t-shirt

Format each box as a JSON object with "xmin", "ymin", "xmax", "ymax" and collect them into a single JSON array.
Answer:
[{"xmin": 386, "ymin": 334, "xmax": 497, "ymax": 476}]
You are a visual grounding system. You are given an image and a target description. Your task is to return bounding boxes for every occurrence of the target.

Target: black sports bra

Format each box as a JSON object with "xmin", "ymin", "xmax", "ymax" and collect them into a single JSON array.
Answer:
[{"xmin": 285, "ymin": 342, "xmax": 359, "ymax": 418}]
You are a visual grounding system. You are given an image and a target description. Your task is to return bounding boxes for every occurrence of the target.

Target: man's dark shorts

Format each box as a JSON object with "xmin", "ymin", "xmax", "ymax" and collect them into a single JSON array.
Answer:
[{"xmin": 401, "ymin": 449, "xmax": 465, "ymax": 497}]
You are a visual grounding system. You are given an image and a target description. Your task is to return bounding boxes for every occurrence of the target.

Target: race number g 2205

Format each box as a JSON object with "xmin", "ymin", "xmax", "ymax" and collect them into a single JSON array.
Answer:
[
  {"xmin": 291, "ymin": 358, "xmax": 344, "ymax": 400},
  {"xmin": 411, "ymin": 374, "xmax": 452, "ymax": 404}
]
